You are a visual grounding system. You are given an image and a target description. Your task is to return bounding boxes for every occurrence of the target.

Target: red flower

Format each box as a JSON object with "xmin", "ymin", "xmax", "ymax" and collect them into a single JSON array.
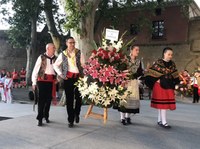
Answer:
[{"xmin": 91, "ymin": 70, "xmax": 99, "ymax": 79}]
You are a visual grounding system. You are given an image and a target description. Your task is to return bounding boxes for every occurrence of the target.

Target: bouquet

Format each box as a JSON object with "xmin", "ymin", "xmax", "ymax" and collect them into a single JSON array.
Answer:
[
  {"xmin": 76, "ymin": 31, "xmax": 133, "ymax": 108},
  {"xmin": 175, "ymin": 70, "xmax": 192, "ymax": 96}
]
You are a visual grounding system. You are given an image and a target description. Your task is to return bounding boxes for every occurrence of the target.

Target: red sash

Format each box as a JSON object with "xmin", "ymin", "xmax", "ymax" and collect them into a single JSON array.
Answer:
[{"xmin": 66, "ymin": 71, "xmax": 79, "ymax": 78}]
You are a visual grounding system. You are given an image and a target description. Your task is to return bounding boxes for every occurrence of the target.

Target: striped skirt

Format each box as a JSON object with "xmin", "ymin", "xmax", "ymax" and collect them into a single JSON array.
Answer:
[{"xmin": 151, "ymin": 82, "xmax": 176, "ymax": 110}]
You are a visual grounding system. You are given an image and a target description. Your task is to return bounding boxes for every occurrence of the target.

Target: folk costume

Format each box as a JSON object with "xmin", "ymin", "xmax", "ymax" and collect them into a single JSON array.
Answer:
[
  {"xmin": 191, "ymin": 71, "xmax": 200, "ymax": 103},
  {"xmin": 32, "ymin": 53, "xmax": 57, "ymax": 125},
  {"xmin": 0, "ymin": 77, "xmax": 5, "ymax": 102},
  {"xmin": 118, "ymin": 58, "xmax": 143, "ymax": 125},
  {"xmin": 145, "ymin": 59, "xmax": 179, "ymax": 127},
  {"xmin": 4, "ymin": 76, "xmax": 13, "ymax": 104},
  {"xmin": 53, "ymin": 48, "xmax": 84, "ymax": 127}
]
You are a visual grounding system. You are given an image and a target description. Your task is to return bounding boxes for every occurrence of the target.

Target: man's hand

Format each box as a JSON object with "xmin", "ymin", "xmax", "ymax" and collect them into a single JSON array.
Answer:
[
  {"xmin": 58, "ymin": 74, "xmax": 68, "ymax": 81},
  {"xmin": 32, "ymin": 85, "xmax": 36, "ymax": 91}
]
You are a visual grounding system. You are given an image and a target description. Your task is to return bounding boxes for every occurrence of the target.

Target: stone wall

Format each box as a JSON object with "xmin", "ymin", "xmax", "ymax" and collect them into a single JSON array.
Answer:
[
  {"xmin": 1, "ymin": 17, "xmax": 200, "ymax": 74},
  {"xmin": 0, "ymin": 30, "xmax": 26, "ymax": 72},
  {"xmin": 140, "ymin": 16, "xmax": 200, "ymax": 74}
]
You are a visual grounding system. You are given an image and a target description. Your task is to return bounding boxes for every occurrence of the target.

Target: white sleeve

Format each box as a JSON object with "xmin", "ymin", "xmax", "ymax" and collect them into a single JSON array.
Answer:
[
  {"xmin": 31, "ymin": 56, "xmax": 42, "ymax": 86},
  {"xmin": 53, "ymin": 53, "xmax": 63, "ymax": 76}
]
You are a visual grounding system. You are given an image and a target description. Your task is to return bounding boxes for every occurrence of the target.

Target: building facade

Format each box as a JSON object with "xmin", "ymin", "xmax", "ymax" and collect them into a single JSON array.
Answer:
[{"xmin": 94, "ymin": 1, "xmax": 200, "ymax": 73}]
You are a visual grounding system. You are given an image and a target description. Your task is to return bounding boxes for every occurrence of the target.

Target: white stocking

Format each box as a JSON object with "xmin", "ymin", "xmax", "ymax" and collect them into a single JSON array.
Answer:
[
  {"xmin": 125, "ymin": 113, "xmax": 130, "ymax": 118},
  {"xmin": 158, "ymin": 109, "xmax": 161, "ymax": 122},
  {"xmin": 161, "ymin": 109, "xmax": 167, "ymax": 125},
  {"xmin": 120, "ymin": 112, "xmax": 125, "ymax": 120}
]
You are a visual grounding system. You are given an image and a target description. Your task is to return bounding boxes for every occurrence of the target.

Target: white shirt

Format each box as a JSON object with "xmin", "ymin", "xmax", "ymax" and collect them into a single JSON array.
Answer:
[
  {"xmin": 31, "ymin": 54, "xmax": 55, "ymax": 85},
  {"xmin": 53, "ymin": 50, "xmax": 85, "ymax": 76}
]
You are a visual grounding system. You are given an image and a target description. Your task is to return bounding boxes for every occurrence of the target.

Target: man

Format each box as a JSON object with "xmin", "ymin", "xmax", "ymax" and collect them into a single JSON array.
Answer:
[
  {"xmin": 32, "ymin": 43, "xmax": 56, "ymax": 126},
  {"xmin": 53, "ymin": 37, "xmax": 85, "ymax": 128}
]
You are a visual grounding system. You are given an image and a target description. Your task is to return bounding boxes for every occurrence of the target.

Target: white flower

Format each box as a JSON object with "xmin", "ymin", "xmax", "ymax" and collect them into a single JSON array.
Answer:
[
  {"xmin": 115, "ymin": 39, "xmax": 123, "ymax": 51},
  {"xmin": 88, "ymin": 82, "xmax": 98, "ymax": 94},
  {"xmin": 103, "ymin": 99, "xmax": 111, "ymax": 107},
  {"xmin": 108, "ymin": 87, "xmax": 118, "ymax": 97},
  {"xmin": 82, "ymin": 76, "xmax": 88, "ymax": 83}
]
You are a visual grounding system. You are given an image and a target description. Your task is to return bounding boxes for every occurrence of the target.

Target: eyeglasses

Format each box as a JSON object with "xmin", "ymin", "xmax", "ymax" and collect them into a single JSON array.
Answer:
[{"xmin": 68, "ymin": 42, "xmax": 75, "ymax": 44}]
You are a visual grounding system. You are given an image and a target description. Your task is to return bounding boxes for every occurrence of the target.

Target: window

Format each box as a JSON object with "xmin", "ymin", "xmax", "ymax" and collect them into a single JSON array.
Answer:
[
  {"xmin": 130, "ymin": 24, "xmax": 139, "ymax": 35},
  {"xmin": 152, "ymin": 20, "xmax": 165, "ymax": 39}
]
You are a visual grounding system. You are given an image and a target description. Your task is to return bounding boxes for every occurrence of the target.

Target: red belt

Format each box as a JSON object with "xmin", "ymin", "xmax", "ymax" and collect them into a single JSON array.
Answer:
[{"xmin": 66, "ymin": 71, "xmax": 79, "ymax": 78}]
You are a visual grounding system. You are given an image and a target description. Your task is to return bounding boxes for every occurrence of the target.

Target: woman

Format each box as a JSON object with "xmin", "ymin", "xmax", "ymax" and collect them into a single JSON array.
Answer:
[
  {"xmin": 145, "ymin": 47, "xmax": 179, "ymax": 129},
  {"xmin": 118, "ymin": 45, "xmax": 143, "ymax": 125}
]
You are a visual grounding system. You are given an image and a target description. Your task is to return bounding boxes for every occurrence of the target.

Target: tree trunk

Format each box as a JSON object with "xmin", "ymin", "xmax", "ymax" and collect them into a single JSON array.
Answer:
[
  {"xmin": 44, "ymin": 0, "xmax": 61, "ymax": 55},
  {"xmin": 60, "ymin": 0, "xmax": 101, "ymax": 59},
  {"xmin": 26, "ymin": 17, "xmax": 38, "ymax": 86}
]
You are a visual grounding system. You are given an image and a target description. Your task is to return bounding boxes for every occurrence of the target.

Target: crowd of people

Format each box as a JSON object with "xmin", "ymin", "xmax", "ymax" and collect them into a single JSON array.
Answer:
[
  {"xmin": 0, "ymin": 67, "xmax": 26, "ymax": 103},
  {"xmin": 2, "ymin": 36, "xmax": 199, "ymax": 130}
]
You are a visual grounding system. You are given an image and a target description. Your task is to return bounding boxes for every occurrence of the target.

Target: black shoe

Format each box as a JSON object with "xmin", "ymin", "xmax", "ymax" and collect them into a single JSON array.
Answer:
[
  {"xmin": 157, "ymin": 121, "xmax": 162, "ymax": 126},
  {"xmin": 46, "ymin": 119, "xmax": 50, "ymax": 123},
  {"xmin": 75, "ymin": 116, "xmax": 80, "ymax": 123},
  {"xmin": 68, "ymin": 123, "xmax": 74, "ymax": 128},
  {"xmin": 126, "ymin": 118, "xmax": 132, "ymax": 124},
  {"xmin": 161, "ymin": 123, "xmax": 171, "ymax": 129},
  {"xmin": 38, "ymin": 121, "xmax": 42, "ymax": 126},
  {"xmin": 121, "ymin": 119, "xmax": 126, "ymax": 125}
]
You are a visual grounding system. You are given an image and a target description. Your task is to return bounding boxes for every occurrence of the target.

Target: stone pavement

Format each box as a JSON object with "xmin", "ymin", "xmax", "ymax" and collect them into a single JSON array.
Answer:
[{"xmin": 0, "ymin": 88, "xmax": 199, "ymax": 149}]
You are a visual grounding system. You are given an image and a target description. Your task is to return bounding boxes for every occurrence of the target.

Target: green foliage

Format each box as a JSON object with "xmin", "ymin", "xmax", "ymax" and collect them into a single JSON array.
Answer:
[
  {"xmin": 64, "ymin": 0, "xmax": 92, "ymax": 34},
  {"xmin": 0, "ymin": 0, "xmax": 67, "ymax": 48}
]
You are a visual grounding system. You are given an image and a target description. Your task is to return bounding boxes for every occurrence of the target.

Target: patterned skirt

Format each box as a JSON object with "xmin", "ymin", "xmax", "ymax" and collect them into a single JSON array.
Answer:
[
  {"xmin": 119, "ymin": 79, "xmax": 140, "ymax": 113},
  {"xmin": 151, "ymin": 82, "xmax": 176, "ymax": 110}
]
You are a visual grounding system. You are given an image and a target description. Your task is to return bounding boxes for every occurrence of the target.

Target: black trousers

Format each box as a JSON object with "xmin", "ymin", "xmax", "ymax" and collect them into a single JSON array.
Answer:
[
  {"xmin": 64, "ymin": 78, "xmax": 82, "ymax": 123},
  {"xmin": 37, "ymin": 81, "xmax": 52, "ymax": 121},
  {"xmin": 193, "ymin": 86, "xmax": 199, "ymax": 103}
]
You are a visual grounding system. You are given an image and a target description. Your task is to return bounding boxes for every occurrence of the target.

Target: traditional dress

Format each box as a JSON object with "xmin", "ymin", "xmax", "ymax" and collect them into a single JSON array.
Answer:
[
  {"xmin": 118, "ymin": 58, "xmax": 143, "ymax": 124},
  {"xmin": 0, "ymin": 77, "xmax": 5, "ymax": 102},
  {"xmin": 4, "ymin": 77, "xmax": 13, "ymax": 104},
  {"xmin": 191, "ymin": 72, "xmax": 200, "ymax": 103},
  {"xmin": 145, "ymin": 59, "xmax": 179, "ymax": 110},
  {"xmin": 53, "ymin": 48, "xmax": 85, "ymax": 127},
  {"xmin": 32, "ymin": 53, "xmax": 57, "ymax": 126}
]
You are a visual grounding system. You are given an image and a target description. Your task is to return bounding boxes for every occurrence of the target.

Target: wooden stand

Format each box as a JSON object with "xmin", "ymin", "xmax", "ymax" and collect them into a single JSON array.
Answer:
[{"xmin": 85, "ymin": 105, "xmax": 108, "ymax": 124}]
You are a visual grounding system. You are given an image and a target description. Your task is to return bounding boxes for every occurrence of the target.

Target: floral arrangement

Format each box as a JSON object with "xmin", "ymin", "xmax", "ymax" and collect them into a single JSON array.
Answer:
[
  {"xmin": 76, "ymin": 31, "xmax": 133, "ymax": 108},
  {"xmin": 175, "ymin": 70, "xmax": 192, "ymax": 96}
]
